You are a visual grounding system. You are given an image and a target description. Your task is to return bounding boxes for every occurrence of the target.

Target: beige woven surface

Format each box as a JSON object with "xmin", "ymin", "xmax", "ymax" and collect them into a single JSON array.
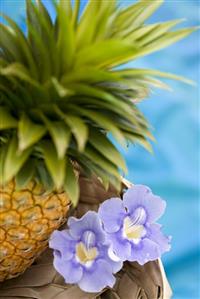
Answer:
[{"xmin": 0, "ymin": 175, "xmax": 172, "ymax": 299}]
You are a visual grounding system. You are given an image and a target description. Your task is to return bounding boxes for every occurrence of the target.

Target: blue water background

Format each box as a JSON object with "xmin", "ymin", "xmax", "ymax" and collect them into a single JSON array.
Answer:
[{"xmin": 0, "ymin": 1, "xmax": 199, "ymax": 298}]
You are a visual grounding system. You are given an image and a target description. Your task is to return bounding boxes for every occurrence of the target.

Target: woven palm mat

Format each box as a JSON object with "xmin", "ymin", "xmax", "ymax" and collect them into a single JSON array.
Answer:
[{"xmin": 0, "ymin": 175, "xmax": 172, "ymax": 299}]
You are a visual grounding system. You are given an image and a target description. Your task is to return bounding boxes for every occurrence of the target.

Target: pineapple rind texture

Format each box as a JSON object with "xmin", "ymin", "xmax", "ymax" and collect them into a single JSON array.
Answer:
[{"xmin": 0, "ymin": 180, "xmax": 70, "ymax": 281}]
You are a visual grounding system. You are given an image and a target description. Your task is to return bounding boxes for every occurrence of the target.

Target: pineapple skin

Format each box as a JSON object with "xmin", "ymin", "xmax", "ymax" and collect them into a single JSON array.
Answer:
[{"xmin": 0, "ymin": 180, "xmax": 70, "ymax": 281}]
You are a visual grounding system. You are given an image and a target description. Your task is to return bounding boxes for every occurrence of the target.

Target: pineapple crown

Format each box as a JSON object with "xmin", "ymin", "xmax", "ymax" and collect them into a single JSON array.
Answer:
[{"xmin": 0, "ymin": 0, "xmax": 196, "ymax": 205}]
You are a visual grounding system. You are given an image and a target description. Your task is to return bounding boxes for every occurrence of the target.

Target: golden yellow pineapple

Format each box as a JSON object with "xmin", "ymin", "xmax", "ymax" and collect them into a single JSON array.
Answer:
[
  {"xmin": 0, "ymin": 0, "xmax": 195, "ymax": 281},
  {"xmin": 0, "ymin": 180, "xmax": 70, "ymax": 281}
]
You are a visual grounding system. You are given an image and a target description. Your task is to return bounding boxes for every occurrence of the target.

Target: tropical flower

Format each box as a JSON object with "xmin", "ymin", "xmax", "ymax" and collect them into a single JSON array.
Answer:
[
  {"xmin": 49, "ymin": 211, "xmax": 123, "ymax": 293},
  {"xmin": 98, "ymin": 185, "xmax": 171, "ymax": 265}
]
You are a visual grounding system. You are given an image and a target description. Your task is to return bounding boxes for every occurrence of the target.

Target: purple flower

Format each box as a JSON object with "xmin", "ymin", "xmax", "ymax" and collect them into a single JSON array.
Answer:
[
  {"xmin": 49, "ymin": 211, "xmax": 123, "ymax": 293},
  {"xmin": 98, "ymin": 185, "xmax": 171, "ymax": 265}
]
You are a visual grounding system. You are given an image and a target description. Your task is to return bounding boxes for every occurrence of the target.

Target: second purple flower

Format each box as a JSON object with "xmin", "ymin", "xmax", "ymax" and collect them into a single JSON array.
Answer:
[{"xmin": 98, "ymin": 185, "xmax": 171, "ymax": 265}]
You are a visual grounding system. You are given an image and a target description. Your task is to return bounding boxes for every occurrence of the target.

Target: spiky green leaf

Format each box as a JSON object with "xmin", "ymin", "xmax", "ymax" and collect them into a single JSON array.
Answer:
[
  {"xmin": 63, "ymin": 115, "xmax": 88, "ymax": 152},
  {"xmin": 64, "ymin": 158, "xmax": 79, "ymax": 206},
  {"xmin": 4, "ymin": 136, "xmax": 32, "ymax": 183},
  {"xmin": 56, "ymin": 0, "xmax": 75, "ymax": 73},
  {"xmin": 18, "ymin": 113, "xmax": 47, "ymax": 151},
  {"xmin": 39, "ymin": 140, "xmax": 66, "ymax": 189},
  {"xmin": 89, "ymin": 130, "xmax": 127, "ymax": 173},
  {"xmin": 41, "ymin": 114, "xmax": 71, "ymax": 158},
  {"xmin": 15, "ymin": 158, "xmax": 35, "ymax": 189},
  {"xmin": 81, "ymin": 109, "xmax": 125, "ymax": 146},
  {"xmin": 0, "ymin": 106, "xmax": 17, "ymax": 130}
]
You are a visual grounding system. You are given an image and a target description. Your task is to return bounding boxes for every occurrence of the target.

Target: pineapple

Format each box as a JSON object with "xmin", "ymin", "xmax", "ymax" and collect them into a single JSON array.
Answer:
[
  {"xmin": 0, "ymin": 180, "xmax": 70, "ymax": 281},
  {"xmin": 0, "ymin": 0, "xmax": 195, "ymax": 281}
]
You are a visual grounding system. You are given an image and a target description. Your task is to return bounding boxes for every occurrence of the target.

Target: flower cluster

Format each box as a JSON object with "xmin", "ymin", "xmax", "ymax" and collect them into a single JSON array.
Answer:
[{"xmin": 49, "ymin": 185, "xmax": 171, "ymax": 293}]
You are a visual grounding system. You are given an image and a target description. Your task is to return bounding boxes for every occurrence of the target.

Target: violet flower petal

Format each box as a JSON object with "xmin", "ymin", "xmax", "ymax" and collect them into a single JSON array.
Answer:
[
  {"xmin": 142, "ymin": 194, "xmax": 166, "ymax": 223},
  {"xmin": 108, "ymin": 230, "xmax": 132, "ymax": 261},
  {"xmin": 98, "ymin": 198, "xmax": 126, "ymax": 233},
  {"xmin": 49, "ymin": 230, "xmax": 76, "ymax": 261},
  {"xmin": 68, "ymin": 211, "xmax": 106, "ymax": 244},
  {"xmin": 100, "ymin": 245, "xmax": 123, "ymax": 273},
  {"xmin": 123, "ymin": 185, "xmax": 151, "ymax": 213},
  {"xmin": 123, "ymin": 185, "xmax": 166, "ymax": 223},
  {"xmin": 53, "ymin": 255, "xmax": 83, "ymax": 284},
  {"xmin": 78, "ymin": 259, "xmax": 115, "ymax": 293},
  {"xmin": 146, "ymin": 223, "xmax": 171, "ymax": 254},
  {"xmin": 129, "ymin": 238, "xmax": 160, "ymax": 265}
]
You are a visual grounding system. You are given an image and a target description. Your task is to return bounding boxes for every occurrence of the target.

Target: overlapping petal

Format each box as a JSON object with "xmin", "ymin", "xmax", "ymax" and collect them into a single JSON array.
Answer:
[
  {"xmin": 123, "ymin": 185, "xmax": 166, "ymax": 223},
  {"xmin": 78, "ymin": 260, "xmax": 115, "ymax": 293},
  {"xmin": 145, "ymin": 223, "xmax": 171, "ymax": 254},
  {"xmin": 129, "ymin": 238, "xmax": 161, "ymax": 265},
  {"xmin": 98, "ymin": 198, "xmax": 126, "ymax": 233},
  {"xmin": 49, "ymin": 230, "xmax": 76, "ymax": 261},
  {"xmin": 53, "ymin": 255, "xmax": 83, "ymax": 284},
  {"xmin": 100, "ymin": 245, "xmax": 123, "ymax": 273},
  {"xmin": 68, "ymin": 211, "xmax": 106, "ymax": 244},
  {"xmin": 107, "ymin": 229, "xmax": 132, "ymax": 261},
  {"xmin": 123, "ymin": 185, "xmax": 152, "ymax": 213}
]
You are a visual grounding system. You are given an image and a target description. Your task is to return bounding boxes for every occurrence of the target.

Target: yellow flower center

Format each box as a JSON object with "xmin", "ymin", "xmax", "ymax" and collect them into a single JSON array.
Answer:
[
  {"xmin": 76, "ymin": 242, "xmax": 98, "ymax": 265},
  {"xmin": 123, "ymin": 217, "xmax": 144, "ymax": 242}
]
